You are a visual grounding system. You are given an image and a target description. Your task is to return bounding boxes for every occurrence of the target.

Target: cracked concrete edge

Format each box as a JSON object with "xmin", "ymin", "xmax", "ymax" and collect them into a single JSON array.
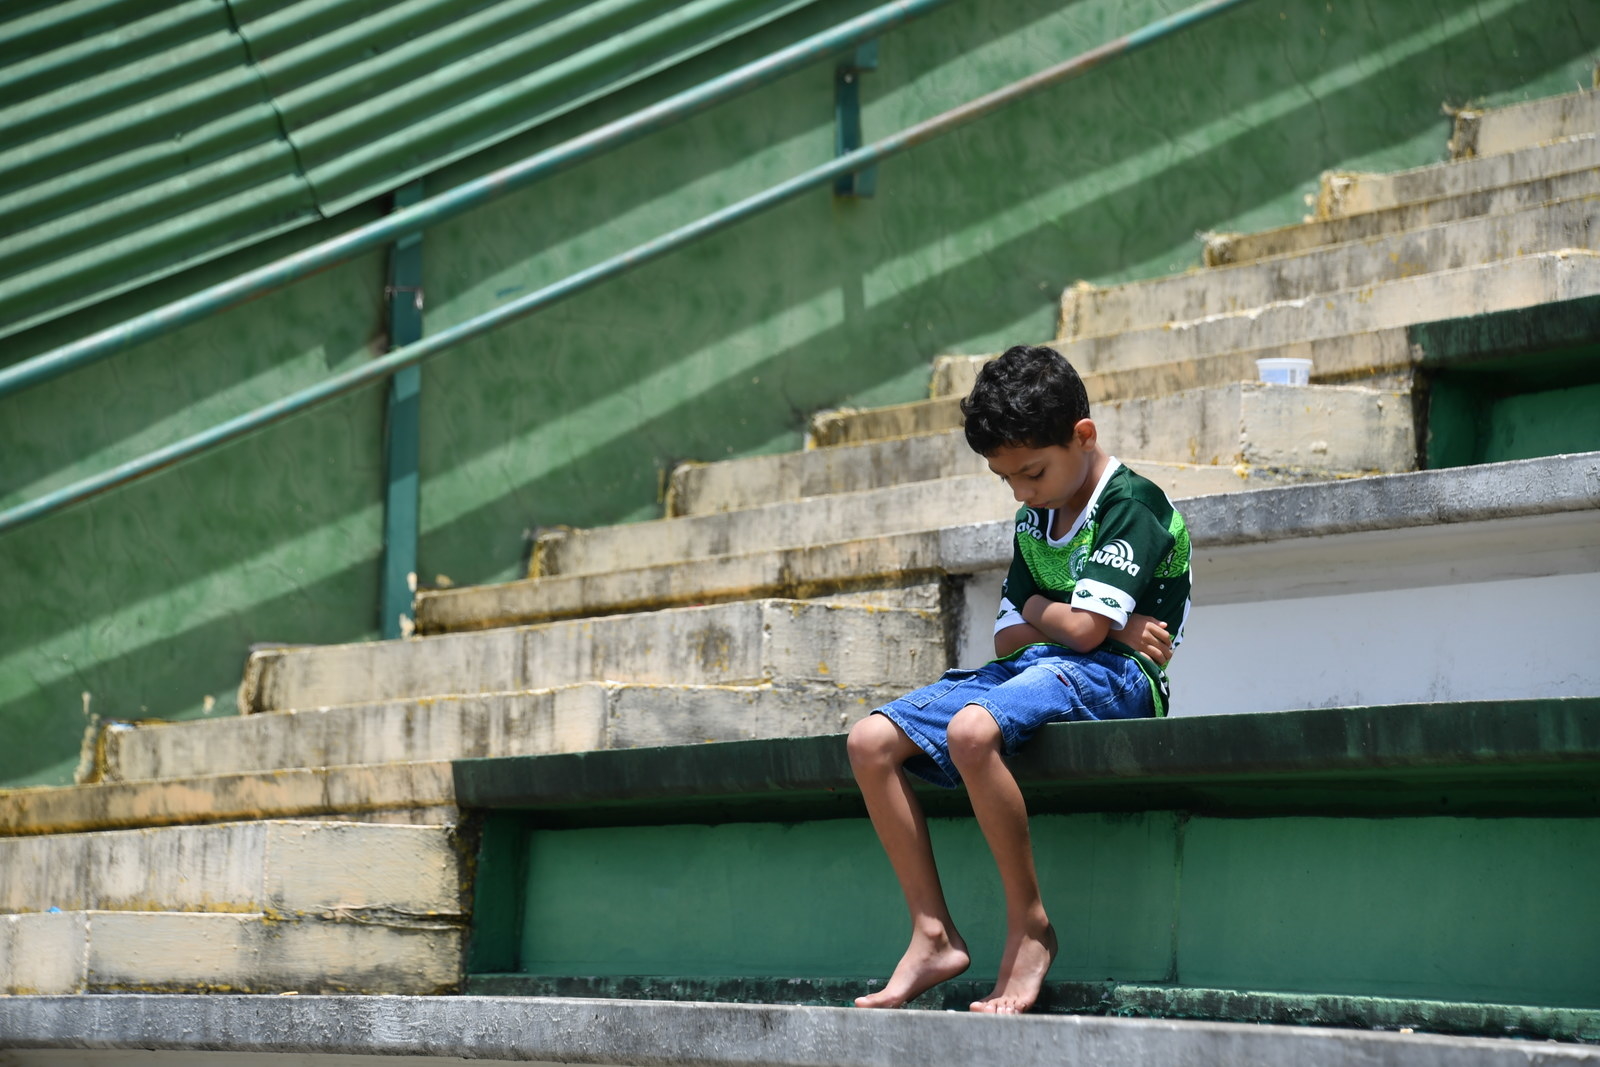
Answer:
[
  {"xmin": 0, "ymin": 821, "xmax": 459, "ymax": 916},
  {"xmin": 99, "ymin": 682, "xmax": 905, "ymax": 783},
  {"xmin": 237, "ymin": 599, "xmax": 946, "ymax": 717},
  {"xmin": 0, "ymin": 762, "xmax": 458, "ymax": 837},
  {"xmin": 1068, "ymin": 195, "xmax": 1600, "ymax": 340},
  {"xmin": 420, "ymin": 453, "xmax": 1599, "ymax": 633},
  {"xmin": 1453, "ymin": 88, "xmax": 1600, "ymax": 160},
  {"xmin": 1211, "ymin": 165, "xmax": 1600, "ymax": 266},
  {"xmin": 1322, "ymin": 134, "xmax": 1599, "ymax": 218},
  {"xmin": 1, "ymin": 919, "xmax": 462, "ymax": 996},
  {"xmin": 1, "ymin": 995, "xmax": 1597, "ymax": 1067},
  {"xmin": 942, "ymin": 452, "xmax": 1599, "ymax": 565},
  {"xmin": 1180, "ymin": 451, "xmax": 1600, "ymax": 547}
]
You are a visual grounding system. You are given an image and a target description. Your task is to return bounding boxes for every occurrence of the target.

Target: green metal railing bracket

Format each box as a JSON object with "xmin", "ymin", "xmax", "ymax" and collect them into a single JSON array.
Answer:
[
  {"xmin": 834, "ymin": 40, "xmax": 879, "ymax": 198},
  {"xmin": 380, "ymin": 181, "xmax": 426, "ymax": 640}
]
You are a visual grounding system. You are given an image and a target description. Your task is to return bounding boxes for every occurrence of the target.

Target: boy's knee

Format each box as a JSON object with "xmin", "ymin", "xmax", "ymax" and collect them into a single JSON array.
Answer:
[
  {"xmin": 947, "ymin": 704, "xmax": 1002, "ymax": 769},
  {"xmin": 847, "ymin": 713, "xmax": 903, "ymax": 768}
]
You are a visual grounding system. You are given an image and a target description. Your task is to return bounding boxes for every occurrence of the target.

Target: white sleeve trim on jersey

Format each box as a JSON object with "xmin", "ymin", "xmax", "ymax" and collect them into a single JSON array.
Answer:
[
  {"xmin": 992, "ymin": 594, "xmax": 1025, "ymax": 635},
  {"xmin": 1070, "ymin": 578, "xmax": 1135, "ymax": 628}
]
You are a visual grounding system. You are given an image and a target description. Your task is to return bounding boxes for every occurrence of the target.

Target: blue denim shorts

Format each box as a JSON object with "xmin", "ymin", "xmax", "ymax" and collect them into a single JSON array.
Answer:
[{"xmin": 876, "ymin": 643, "xmax": 1154, "ymax": 788}]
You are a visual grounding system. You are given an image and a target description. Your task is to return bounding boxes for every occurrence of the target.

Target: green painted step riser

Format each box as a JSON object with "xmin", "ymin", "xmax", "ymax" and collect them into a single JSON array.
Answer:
[{"xmin": 488, "ymin": 813, "xmax": 1600, "ymax": 1010}]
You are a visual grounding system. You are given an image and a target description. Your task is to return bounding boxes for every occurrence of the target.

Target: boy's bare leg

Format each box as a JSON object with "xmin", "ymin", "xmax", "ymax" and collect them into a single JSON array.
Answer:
[
  {"xmin": 847, "ymin": 713, "xmax": 971, "ymax": 1008},
  {"xmin": 947, "ymin": 704, "xmax": 1057, "ymax": 1014}
]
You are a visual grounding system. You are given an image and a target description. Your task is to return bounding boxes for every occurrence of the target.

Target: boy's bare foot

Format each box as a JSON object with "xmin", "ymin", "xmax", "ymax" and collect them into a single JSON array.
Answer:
[
  {"xmin": 969, "ymin": 921, "xmax": 1057, "ymax": 1014},
  {"xmin": 854, "ymin": 928, "xmax": 970, "ymax": 1009}
]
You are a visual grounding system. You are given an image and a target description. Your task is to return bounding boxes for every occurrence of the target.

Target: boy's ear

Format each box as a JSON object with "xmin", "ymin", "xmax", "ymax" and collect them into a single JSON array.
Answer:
[{"xmin": 1073, "ymin": 418, "xmax": 1098, "ymax": 448}]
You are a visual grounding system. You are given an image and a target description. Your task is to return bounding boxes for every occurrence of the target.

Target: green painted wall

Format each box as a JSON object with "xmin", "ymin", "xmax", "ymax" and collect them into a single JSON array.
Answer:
[
  {"xmin": 502, "ymin": 813, "xmax": 1600, "ymax": 1010},
  {"xmin": 3, "ymin": 0, "xmax": 1598, "ymax": 787},
  {"xmin": 517, "ymin": 814, "xmax": 1174, "ymax": 980},
  {"xmin": 1430, "ymin": 375, "xmax": 1600, "ymax": 468}
]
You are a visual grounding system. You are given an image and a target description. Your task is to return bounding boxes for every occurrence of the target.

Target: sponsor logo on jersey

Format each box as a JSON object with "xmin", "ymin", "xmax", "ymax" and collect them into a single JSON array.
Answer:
[
  {"xmin": 1016, "ymin": 509, "xmax": 1047, "ymax": 541},
  {"xmin": 1090, "ymin": 539, "xmax": 1140, "ymax": 576}
]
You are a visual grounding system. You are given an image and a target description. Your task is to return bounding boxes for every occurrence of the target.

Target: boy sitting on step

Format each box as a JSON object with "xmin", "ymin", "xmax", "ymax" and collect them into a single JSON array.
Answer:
[{"xmin": 848, "ymin": 344, "xmax": 1192, "ymax": 1014}]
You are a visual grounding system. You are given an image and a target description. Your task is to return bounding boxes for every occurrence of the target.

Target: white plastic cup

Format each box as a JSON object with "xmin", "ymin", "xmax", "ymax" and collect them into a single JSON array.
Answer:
[{"xmin": 1255, "ymin": 357, "xmax": 1312, "ymax": 386}]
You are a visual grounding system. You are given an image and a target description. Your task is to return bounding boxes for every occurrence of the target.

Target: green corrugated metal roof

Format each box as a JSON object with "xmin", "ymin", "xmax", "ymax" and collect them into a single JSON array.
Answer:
[
  {"xmin": 0, "ymin": 0, "xmax": 820, "ymax": 343},
  {"xmin": 0, "ymin": 0, "xmax": 317, "ymax": 340}
]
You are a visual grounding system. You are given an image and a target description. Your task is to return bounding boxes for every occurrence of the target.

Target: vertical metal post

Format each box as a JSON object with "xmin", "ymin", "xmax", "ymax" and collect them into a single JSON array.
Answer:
[
  {"xmin": 834, "ymin": 41, "xmax": 879, "ymax": 197},
  {"xmin": 380, "ymin": 181, "xmax": 425, "ymax": 639}
]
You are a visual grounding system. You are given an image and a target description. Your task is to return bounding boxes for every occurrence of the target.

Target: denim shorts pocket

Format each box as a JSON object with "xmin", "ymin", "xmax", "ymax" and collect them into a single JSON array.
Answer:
[{"xmin": 903, "ymin": 667, "xmax": 978, "ymax": 709}]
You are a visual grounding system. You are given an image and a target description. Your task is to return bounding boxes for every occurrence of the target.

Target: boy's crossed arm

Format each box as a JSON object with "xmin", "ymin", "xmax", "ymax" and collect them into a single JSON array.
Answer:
[{"xmin": 995, "ymin": 599, "xmax": 1172, "ymax": 662}]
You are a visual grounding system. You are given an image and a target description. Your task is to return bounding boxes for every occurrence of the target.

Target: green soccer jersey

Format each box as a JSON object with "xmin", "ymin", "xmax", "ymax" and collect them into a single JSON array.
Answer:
[{"xmin": 995, "ymin": 459, "xmax": 1192, "ymax": 714}]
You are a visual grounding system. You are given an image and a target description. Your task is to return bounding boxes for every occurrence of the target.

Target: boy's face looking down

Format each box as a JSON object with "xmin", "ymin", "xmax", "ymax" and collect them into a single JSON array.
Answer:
[{"xmin": 985, "ymin": 418, "xmax": 1101, "ymax": 515}]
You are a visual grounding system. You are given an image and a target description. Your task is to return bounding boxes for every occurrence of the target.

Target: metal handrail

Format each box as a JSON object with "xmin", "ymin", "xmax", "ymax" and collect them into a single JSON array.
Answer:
[
  {"xmin": 0, "ymin": 0, "xmax": 960, "ymax": 400},
  {"xmin": 0, "ymin": 0, "xmax": 1252, "ymax": 535}
]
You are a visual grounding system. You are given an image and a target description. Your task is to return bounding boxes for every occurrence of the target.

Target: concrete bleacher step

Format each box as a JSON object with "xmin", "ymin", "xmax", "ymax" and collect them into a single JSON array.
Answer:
[
  {"xmin": 454, "ymin": 698, "xmax": 1600, "ymax": 1040},
  {"xmin": 811, "ymin": 381, "xmax": 1414, "ymax": 472},
  {"xmin": 1208, "ymin": 153, "xmax": 1600, "ymax": 265},
  {"xmin": 1058, "ymin": 195, "xmax": 1599, "ymax": 340},
  {"xmin": 542, "ymin": 457, "xmax": 1315, "ymax": 580},
  {"xmin": 542, "ymin": 475, "xmax": 1009, "ymax": 577},
  {"xmin": 874, "ymin": 255, "xmax": 1600, "ymax": 408},
  {"xmin": 1450, "ymin": 87, "xmax": 1600, "ymax": 159},
  {"xmin": 667, "ymin": 432, "xmax": 1305, "ymax": 518},
  {"xmin": 99, "ymin": 681, "xmax": 896, "ymax": 781},
  {"xmin": 933, "ymin": 290, "xmax": 1600, "ymax": 403},
  {"xmin": 437, "ymin": 454, "xmax": 1600, "ymax": 724},
  {"xmin": 9, "ymin": 995, "xmax": 1596, "ymax": 1066},
  {"xmin": 668, "ymin": 427, "xmax": 987, "ymax": 515},
  {"xmin": 1046, "ymin": 251, "xmax": 1598, "ymax": 380},
  {"xmin": 0, "ymin": 820, "xmax": 461, "ymax": 995},
  {"xmin": 0, "ymin": 761, "xmax": 459, "ymax": 836},
  {"xmin": 240, "ymin": 599, "xmax": 943, "ymax": 716},
  {"xmin": 931, "ymin": 327, "xmax": 1412, "ymax": 403},
  {"xmin": 13, "ymin": 453, "xmax": 1592, "ymax": 840},
  {"xmin": 423, "ymin": 540, "xmax": 952, "ymax": 632},
  {"xmin": 1321, "ymin": 135, "xmax": 1598, "ymax": 218}
]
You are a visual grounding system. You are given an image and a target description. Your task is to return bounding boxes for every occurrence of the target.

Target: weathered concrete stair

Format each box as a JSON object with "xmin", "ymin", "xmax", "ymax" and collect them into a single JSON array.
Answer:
[
  {"xmin": 240, "ymin": 599, "xmax": 943, "ymax": 715},
  {"xmin": 531, "ymin": 454, "xmax": 1331, "ymax": 585},
  {"xmin": 0, "ymin": 820, "xmax": 461, "ymax": 994},
  {"xmin": 1209, "ymin": 140, "xmax": 1600, "ymax": 265},
  {"xmin": 666, "ymin": 430, "xmax": 1300, "ymax": 518},
  {"xmin": 1450, "ymin": 86, "xmax": 1600, "ymax": 160},
  {"xmin": 0, "ymin": 762, "xmax": 459, "ymax": 837},
  {"xmin": 811, "ymin": 381, "xmax": 1414, "ymax": 473},
  {"xmin": 932, "ymin": 328, "xmax": 1415, "ymax": 401},
  {"xmin": 934, "ymin": 290, "xmax": 1600, "ymax": 403},
  {"xmin": 434, "ymin": 479, "xmax": 1315, "ymax": 632},
  {"xmin": 9, "ymin": 994, "xmax": 1598, "ymax": 1066},
  {"xmin": 536, "ymin": 460, "xmax": 1309, "ymax": 583},
  {"xmin": 99, "ymin": 682, "xmax": 895, "ymax": 781},
  {"xmin": 1322, "ymin": 134, "xmax": 1599, "ymax": 218},
  {"xmin": 889, "ymin": 252, "xmax": 1600, "ymax": 413},
  {"xmin": 428, "ymin": 455, "xmax": 1600, "ymax": 717},
  {"xmin": 1049, "ymin": 252, "xmax": 1600, "ymax": 378},
  {"xmin": 1060, "ymin": 195, "xmax": 1600, "ymax": 340}
]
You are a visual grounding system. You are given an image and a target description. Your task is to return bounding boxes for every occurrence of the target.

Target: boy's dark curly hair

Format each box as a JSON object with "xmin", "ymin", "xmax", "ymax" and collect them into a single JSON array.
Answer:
[{"xmin": 961, "ymin": 345, "xmax": 1090, "ymax": 455}]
